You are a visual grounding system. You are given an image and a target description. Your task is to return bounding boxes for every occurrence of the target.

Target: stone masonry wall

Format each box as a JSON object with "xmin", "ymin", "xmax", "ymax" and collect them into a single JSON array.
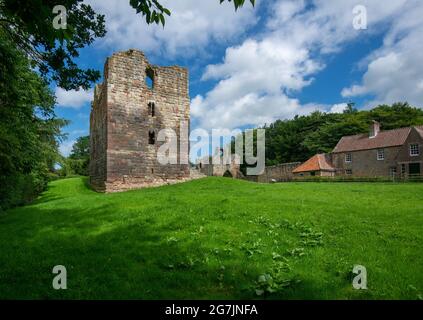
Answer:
[
  {"xmin": 331, "ymin": 147, "xmax": 400, "ymax": 177},
  {"xmin": 198, "ymin": 155, "xmax": 242, "ymax": 178},
  {"xmin": 394, "ymin": 128, "xmax": 423, "ymax": 176},
  {"xmin": 89, "ymin": 82, "xmax": 108, "ymax": 191},
  {"xmin": 257, "ymin": 162, "xmax": 301, "ymax": 183},
  {"xmin": 90, "ymin": 50, "xmax": 191, "ymax": 192}
]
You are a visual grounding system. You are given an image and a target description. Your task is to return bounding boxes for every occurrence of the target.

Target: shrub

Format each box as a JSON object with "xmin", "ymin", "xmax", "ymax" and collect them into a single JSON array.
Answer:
[{"xmin": 0, "ymin": 166, "xmax": 49, "ymax": 212}]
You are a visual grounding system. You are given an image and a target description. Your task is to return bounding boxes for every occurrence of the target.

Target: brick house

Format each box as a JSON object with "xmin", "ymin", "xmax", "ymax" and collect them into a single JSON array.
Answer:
[{"xmin": 294, "ymin": 121, "xmax": 423, "ymax": 178}]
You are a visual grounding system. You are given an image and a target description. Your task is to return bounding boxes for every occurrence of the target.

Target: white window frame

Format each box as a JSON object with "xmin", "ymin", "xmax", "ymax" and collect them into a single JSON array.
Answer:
[
  {"xmin": 410, "ymin": 144, "xmax": 420, "ymax": 157},
  {"xmin": 345, "ymin": 153, "xmax": 352, "ymax": 163},
  {"xmin": 377, "ymin": 149, "xmax": 385, "ymax": 161}
]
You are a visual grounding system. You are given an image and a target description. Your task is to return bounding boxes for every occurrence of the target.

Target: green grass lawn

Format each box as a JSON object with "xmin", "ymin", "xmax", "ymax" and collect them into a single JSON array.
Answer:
[{"xmin": 0, "ymin": 177, "xmax": 422, "ymax": 299}]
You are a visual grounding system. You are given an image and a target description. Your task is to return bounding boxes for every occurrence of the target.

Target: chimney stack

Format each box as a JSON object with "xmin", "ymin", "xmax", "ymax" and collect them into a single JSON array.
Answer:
[{"xmin": 369, "ymin": 120, "xmax": 380, "ymax": 138}]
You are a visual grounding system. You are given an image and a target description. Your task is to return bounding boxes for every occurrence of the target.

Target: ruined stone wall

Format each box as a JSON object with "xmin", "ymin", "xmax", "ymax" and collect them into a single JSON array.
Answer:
[
  {"xmin": 89, "ymin": 82, "xmax": 108, "ymax": 191},
  {"xmin": 198, "ymin": 154, "xmax": 242, "ymax": 178},
  {"xmin": 90, "ymin": 50, "xmax": 190, "ymax": 192}
]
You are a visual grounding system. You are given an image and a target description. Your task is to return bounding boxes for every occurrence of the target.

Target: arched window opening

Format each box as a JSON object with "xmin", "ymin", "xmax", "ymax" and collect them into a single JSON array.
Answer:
[
  {"xmin": 148, "ymin": 130, "xmax": 155, "ymax": 145},
  {"xmin": 145, "ymin": 67, "xmax": 154, "ymax": 89}
]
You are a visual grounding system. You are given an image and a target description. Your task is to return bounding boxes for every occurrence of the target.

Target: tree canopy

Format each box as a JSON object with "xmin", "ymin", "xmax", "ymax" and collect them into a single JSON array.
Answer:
[
  {"xmin": 0, "ymin": 31, "xmax": 67, "ymax": 210},
  {"xmin": 69, "ymin": 136, "xmax": 90, "ymax": 160},
  {"xmin": 0, "ymin": 0, "xmax": 254, "ymax": 90}
]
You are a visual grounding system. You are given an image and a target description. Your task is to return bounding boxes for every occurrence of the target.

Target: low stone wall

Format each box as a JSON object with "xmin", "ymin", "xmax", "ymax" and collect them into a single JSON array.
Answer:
[{"xmin": 256, "ymin": 162, "xmax": 301, "ymax": 183}]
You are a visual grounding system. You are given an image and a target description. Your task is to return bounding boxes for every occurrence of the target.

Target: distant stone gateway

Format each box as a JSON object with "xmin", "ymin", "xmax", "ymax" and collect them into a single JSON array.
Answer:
[{"xmin": 89, "ymin": 49, "xmax": 191, "ymax": 192}]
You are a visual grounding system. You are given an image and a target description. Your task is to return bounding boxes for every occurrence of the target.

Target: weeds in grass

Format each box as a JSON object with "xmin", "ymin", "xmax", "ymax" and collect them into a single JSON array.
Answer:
[
  {"xmin": 166, "ymin": 236, "xmax": 178, "ymax": 244},
  {"xmin": 253, "ymin": 272, "xmax": 300, "ymax": 297},
  {"xmin": 240, "ymin": 239, "xmax": 264, "ymax": 257},
  {"xmin": 191, "ymin": 226, "xmax": 204, "ymax": 237},
  {"xmin": 248, "ymin": 217, "xmax": 324, "ymax": 296}
]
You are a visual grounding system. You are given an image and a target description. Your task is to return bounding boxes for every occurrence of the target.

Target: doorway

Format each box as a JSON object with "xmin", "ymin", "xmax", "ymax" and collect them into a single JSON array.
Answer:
[{"xmin": 223, "ymin": 170, "xmax": 233, "ymax": 178}]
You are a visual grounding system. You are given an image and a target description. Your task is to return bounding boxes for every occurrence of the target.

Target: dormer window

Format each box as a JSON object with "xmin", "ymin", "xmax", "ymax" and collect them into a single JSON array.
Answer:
[
  {"xmin": 410, "ymin": 144, "xmax": 420, "ymax": 156},
  {"xmin": 377, "ymin": 149, "xmax": 385, "ymax": 161},
  {"xmin": 148, "ymin": 102, "xmax": 155, "ymax": 117}
]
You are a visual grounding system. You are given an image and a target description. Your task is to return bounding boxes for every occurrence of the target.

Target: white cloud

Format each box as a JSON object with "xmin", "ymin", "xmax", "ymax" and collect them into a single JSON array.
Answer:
[
  {"xmin": 56, "ymin": 87, "xmax": 93, "ymax": 109},
  {"xmin": 86, "ymin": 0, "xmax": 258, "ymax": 57},
  {"xmin": 342, "ymin": 1, "xmax": 423, "ymax": 107},
  {"xmin": 192, "ymin": 92, "xmax": 323, "ymax": 129},
  {"xmin": 192, "ymin": 36, "xmax": 323, "ymax": 129},
  {"xmin": 193, "ymin": 0, "xmax": 422, "ymax": 130},
  {"xmin": 59, "ymin": 140, "xmax": 76, "ymax": 157},
  {"xmin": 330, "ymin": 103, "xmax": 348, "ymax": 114}
]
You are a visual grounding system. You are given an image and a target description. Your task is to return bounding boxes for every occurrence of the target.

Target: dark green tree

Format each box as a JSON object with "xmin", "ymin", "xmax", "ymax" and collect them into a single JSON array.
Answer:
[
  {"xmin": 66, "ymin": 135, "xmax": 90, "ymax": 176},
  {"xmin": 69, "ymin": 136, "xmax": 89, "ymax": 160},
  {"xmin": 0, "ymin": 0, "xmax": 106, "ymax": 90},
  {"xmin": 0, "ymin": 32, "xmax": 67, "ymax": 210}
]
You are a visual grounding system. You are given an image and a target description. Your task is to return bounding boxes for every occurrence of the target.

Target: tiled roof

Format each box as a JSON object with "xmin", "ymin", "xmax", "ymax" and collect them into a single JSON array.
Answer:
[
  {"xmin": 293, "ymin": 154, "xmax": 335, "ymax": 173},
  {"xmin": 332, "ymin": 126, "xmax": 418, "ymax": 153}
]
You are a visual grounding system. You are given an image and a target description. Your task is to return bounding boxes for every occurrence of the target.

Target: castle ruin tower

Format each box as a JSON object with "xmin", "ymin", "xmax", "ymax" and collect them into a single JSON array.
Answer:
[{"xmin": 89, "ymin": 49, "xmax": 190, "ymax": 192}]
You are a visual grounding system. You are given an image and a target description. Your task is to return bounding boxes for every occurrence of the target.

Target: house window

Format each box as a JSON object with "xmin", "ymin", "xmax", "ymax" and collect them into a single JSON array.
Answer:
[
  {"xmin": 148, "ymin": 102, "xmax": 155, "ymax": 117},
  {"xmin": 345, "ymin": 153, "xmax": 352, "ymax": 163},
  {"xmin": 377, "ymin": 149, "xmax": 385, "ymax": 161},
  {"xmin": 148, "ymin": 130, "xmax": 155, "ymax": 145},
  {"xmin": 310, "ymin": 171, "xmax": 316, "ymax": 176},
  {"xmin": 410, "ymin": 144, "xmax": 420, "ymax": 156},
  {"xmin": 390, "ymin": 167, "xmax": 397, "ymax": 178},
  {"xmin": 345, "ymin": 169, "xmax": 352, "ymax": 175}
]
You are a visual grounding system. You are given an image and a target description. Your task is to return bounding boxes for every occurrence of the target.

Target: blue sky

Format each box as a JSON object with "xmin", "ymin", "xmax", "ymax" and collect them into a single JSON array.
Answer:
[{"xmin": 56, "ymin": 0, "xmax": 423, "ymax": 156}]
